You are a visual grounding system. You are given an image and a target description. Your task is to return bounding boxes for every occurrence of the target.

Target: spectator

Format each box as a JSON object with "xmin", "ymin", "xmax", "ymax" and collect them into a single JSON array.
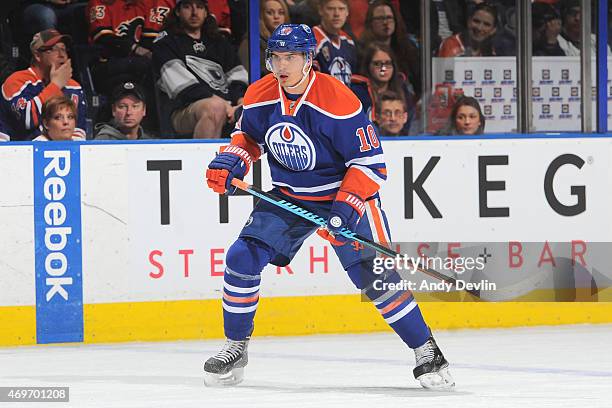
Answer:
[
  {"xmin": 21, "ymin": 1, "xmax": 89, "ymax": 46},
  {"xmin": 360, "ymin": 0, "xmax": 420, "ymax": 96},
  {"xmin": 88, "ymin": 0, "xmax": 151, "ymax": 94},
  {"xmin": 438, "ymin": 2, "xmax": 497, "ymax": 57},
  {"xmin": 377, "ymin": 90, "xmax": 408, "ymax": 136},
  {"xmin": 288, "ymin": 0, "xmax": 319, "ymax": 28},
  {"xmin": 350, "ymin": 42, "xmax": 415, "ymax": 132},
  {"xmin": 532, "ymin": 2, "xmax": 564, "ymax": 56},
  {"xmin": 492, "ymin": 6, "xmax": 516, "ymax": 56},
  {"xmin": 142, "ymin": 0, "xmax": 177, "ymax": 49},
  {"xmin": 400, "ymin": 0, "xmax": 466, "ymax": 52},
  {"xmin": 346, "ymin": 0, "xmax": 399, "ymax": 40},
  {"xmin": 557, "ymin": 0, "xmax": 611, "ymax": 56},
  {"xmin": 439, "ymin": 96, "xmax": 485, "ymax": 135},
  {"xmin": 153, "ymin": 0, "xmax": 248, "ymax": 138},
  {"xmin": 94, "ymin": 81, "xmax": 153, "ymax": 139},
  {"xmin": 0, "ymin": 29, "xmax": 86, "ymax": 141},
  {"xmin": 33, "ymin": 95, "xmax": 84, "ymax": 141},
  {"xmin": 239, "ymin": 0, "xmax": 290, "ymax": 78},
  {"xmin": 313, "ymin": 0, "xmax": 356, "ymax": 86}
]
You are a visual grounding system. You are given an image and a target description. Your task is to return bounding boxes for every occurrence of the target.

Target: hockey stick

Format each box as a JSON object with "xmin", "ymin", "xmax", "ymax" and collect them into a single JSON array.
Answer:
[{"xmin": 230, "ymin": 178, "xmax": 480, "ymax": 298}]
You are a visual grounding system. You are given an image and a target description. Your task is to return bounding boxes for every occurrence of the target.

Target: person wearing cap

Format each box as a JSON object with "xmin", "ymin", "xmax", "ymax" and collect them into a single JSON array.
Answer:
[
  {"xmin": 94, "ymin": 82, "xmax": 153, "ymax": 140},
  {"xmin": 532, "ymin": 2, "xmax": 564, "ymax": 56},
  {"xmin": 152, "ymin": 0, "xmax": 248, "ymax": 138},
  {"xmin": 0, "ymin": 28, "xmax": 86, "ymax": 141}
]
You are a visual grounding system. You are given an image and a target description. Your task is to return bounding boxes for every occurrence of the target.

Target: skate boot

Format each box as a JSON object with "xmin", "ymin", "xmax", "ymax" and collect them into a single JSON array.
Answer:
[
  {"xmin": 204, "ymin": 337, "xmax": 250, "ymax": 387},
  {"xmin": 413, "ymin": 335, "xmax": 455, "ymax": 389}
]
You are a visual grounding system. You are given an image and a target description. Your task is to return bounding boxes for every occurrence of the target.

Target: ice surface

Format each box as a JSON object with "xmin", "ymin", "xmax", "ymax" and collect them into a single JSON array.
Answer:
[{"xmin": 1, "ymin": 325, "xmax": 610, "ymax": 408}]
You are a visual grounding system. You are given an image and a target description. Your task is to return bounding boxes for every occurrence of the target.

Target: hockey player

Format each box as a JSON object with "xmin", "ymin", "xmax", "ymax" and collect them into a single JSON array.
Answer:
[{"xmin": 204, "ymin": 23, "xmax": 454, "ymax": 390}]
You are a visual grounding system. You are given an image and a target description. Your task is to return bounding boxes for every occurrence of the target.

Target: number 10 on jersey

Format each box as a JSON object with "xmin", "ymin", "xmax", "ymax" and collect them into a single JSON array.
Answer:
[{"xmin": 356, "ymin": 124, "xmax": 380, "ymax": 152}]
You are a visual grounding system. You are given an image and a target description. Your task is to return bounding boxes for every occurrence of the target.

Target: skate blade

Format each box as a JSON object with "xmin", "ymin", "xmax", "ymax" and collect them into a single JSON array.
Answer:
[
  {"xmin": 204, "ymin": 367, "xmax": 244, "ymax": 387},
  {"xmin": 417, "ymin": 367, "xmax": 455, "ymax": 389}
]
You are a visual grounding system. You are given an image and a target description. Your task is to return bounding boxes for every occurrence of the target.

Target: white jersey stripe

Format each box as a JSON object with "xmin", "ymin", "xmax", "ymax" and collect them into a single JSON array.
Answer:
[
  {"xmin": 273, "ymin": 180, "xmax": 342, "ymax": 193},
  {"xmin": 222, "ymin": 302, "xmax": 259, "ymax": 314},
  {"xmin": 224, "ymin": 282, "xmax": 260, "ymax": 294},
  {"xmin": 384, "ymin": 300, "xmax": 418, "ymax": 324},
  {"xmin": 345, "ymin": 154, "xmax": 386, "ymax": 167},
  {"xmin": 352, "ymin": 165, "xmax": 386, "ymax": 187}
]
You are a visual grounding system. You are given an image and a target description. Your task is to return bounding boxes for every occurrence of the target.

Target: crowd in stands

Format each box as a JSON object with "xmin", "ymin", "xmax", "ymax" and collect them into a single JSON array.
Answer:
[{"xmin": 0, "ymin": 0, "xmax": 606, "ymax": 141}]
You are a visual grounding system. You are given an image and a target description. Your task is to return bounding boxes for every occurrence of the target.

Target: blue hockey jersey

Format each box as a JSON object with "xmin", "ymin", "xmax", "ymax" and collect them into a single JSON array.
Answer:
[
  {"xmin": 313, "ymin": 26, "xmax": 357, "ymax": 87},
  {"xmin": 230, "ymin": 71, "xmax": 387, "ymax": 203}
]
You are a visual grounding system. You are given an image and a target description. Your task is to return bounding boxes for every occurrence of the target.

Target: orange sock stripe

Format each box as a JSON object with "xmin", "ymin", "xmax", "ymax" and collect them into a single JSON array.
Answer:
[
  {"xmin": 379, "ymin": 291, "xmax": 412, "ymax": 315},
  {"xmin": 223, "ymin": 293, "xmax": 260, "ymax": 304}
]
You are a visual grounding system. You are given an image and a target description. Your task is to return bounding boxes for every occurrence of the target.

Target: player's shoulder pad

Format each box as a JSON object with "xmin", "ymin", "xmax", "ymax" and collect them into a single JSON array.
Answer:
[
  {"xmin": 243, "ymin": 74, "xmax": 279, "ymax": 108},
  {"xmin": 305, "ymin": 72, "xmax": 362, "ymax": 118},
  {"xmin": 1, "ymin": 69, "xmax": 39, "ymax": 100}
]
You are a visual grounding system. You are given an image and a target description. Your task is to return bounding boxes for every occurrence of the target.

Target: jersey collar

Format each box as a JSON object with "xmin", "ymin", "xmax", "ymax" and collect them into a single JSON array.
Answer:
[{"xmin": 278, "ymin": 70, "xmax": 317, "ymax": 117}]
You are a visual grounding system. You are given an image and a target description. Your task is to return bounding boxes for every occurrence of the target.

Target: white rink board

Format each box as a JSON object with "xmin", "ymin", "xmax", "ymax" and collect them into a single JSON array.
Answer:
[
  {"xmin": 2, "ymin": 138, "xmax": 612, "ymax": 307},
  {"xmin": 0, "ymin": 146, "xmax": 34, "ymax": 307}
]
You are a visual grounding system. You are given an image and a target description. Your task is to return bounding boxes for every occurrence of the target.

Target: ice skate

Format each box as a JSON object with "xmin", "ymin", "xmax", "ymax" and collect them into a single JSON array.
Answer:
[
  {"xmin": 204, "ymin": 337, "xmax": 250, "ymax": 387},
  {"xmin": 413, "ymin": 336, "xmax": 455, "ymax": 389}
]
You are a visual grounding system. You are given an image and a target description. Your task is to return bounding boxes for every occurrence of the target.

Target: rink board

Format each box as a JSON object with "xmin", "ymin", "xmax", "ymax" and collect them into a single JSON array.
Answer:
[{"xmin": 1, "ymin": 136, "xmax": 612, "ymax": 346}]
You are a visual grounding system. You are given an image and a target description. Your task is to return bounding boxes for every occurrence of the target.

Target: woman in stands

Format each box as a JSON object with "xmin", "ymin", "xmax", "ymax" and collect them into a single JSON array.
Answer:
[
  {"xmin": 240, "ymin": 0, "xmax": 290, "ymax": 78},
  {"xmin": 438, "ymin": 2, "xmax": 498, "ymax": 57},
  {"xmin": 441, "ymin": 96, "xmax": 485, "ymax": 135},
  {"xmin": 350, "ymin": 42, "xmax": 415, "ymax": 134},
  {"xmin": 34, "ymin": 95, "xmax": 84, "ymax": 141},
  {"xmin": 359, "ymin": 0, "xmax": 420, "ymax": 96}
]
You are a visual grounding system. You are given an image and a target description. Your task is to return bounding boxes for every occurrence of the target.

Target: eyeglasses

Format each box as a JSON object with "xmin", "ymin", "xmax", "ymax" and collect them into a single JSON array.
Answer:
[
  {"xmin": 40, "ymin": 45, "xmax": 68, "ymax": 55},
  {"xmin": 381, "ymin": 109, "xmax": 405, "ymax": 118},
  {"xmin": 371, "ymin": 60, "xmax": 393, "ymax": 69},
  {"xmin": 371, "ymin": 15, "xmax": 394, "ymax": 23}
]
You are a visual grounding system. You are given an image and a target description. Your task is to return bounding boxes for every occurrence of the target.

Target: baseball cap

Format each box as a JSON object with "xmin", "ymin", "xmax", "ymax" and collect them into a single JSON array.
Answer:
[
  {"xmin": 111, "ymin": 82, "xmax": 146, "ymax": 104},
  {"xmin": 30, "ymin": 29, "xmax": 71, "ymax": 53}
]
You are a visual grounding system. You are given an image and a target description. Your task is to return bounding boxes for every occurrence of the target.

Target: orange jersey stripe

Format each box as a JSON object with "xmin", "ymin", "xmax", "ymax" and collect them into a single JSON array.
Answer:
[
  {"xmin": 367, "ymin": 200, "xmax": 389, "ymax": 247},
  {"xmin": 340, "ymin": 167, "xmax": 381, "ymax": 200}
]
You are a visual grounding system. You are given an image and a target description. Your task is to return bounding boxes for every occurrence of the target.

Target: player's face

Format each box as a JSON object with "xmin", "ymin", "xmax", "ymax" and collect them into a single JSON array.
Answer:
[
  {"xmin": 370, "ymin": 5, "xmax": 395, "ymax": 40},
  {"xmin": 178, "ymin": 1, "xmax": 207, "ymax": 31},
  {"xmin": 454, "ymin": 105, "xmax": 481, "ymax": 134},
  {"xmin": 369, "ymin": 50, "xmax": 393, "ymax": 83},
  {"xmin": 112, "ymin": 96, "xmax": 146, "ymax": 132},
  {"xmin": 263, "ymin": 0, "xmax": 286, "ymax": 33},
  {"xmin": 380, "ymin": 100, "xmax": 407, "ymax": 135},
  {"xmin": 319, "ymin": 0, "xmax": 349, "ymax": 33},
  {"xmin": 270, "ymin": 51, "xmax": 307, "ymax": 87},
  {"xmin": 44, "ymin": 105, "xmax": 76, "ymax": 141},
  {"xmin": 467, "ymin": 10, "xmax": 496, "ymax": 43}
]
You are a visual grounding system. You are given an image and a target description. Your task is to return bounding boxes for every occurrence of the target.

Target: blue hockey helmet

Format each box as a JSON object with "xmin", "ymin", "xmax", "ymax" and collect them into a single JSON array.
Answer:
[{"xmin": 267, "ymin": 24, "xmax": 317, "ymax": 54}]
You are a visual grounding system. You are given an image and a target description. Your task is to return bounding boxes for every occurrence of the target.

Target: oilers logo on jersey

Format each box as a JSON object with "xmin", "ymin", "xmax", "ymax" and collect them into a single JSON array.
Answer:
[{"xmin": 265, "ymin": 122, "xmax": 316, "ymax": 171}]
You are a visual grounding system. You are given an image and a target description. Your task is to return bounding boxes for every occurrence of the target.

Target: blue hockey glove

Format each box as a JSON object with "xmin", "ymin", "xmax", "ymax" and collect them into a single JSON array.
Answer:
[
  {"xmin": 317, "ymin": 191, "xmax": 366, "ymax": 246},
  {"xmin": 206, "ymin": 145, "xmax": 252, "ymax": 195}
]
